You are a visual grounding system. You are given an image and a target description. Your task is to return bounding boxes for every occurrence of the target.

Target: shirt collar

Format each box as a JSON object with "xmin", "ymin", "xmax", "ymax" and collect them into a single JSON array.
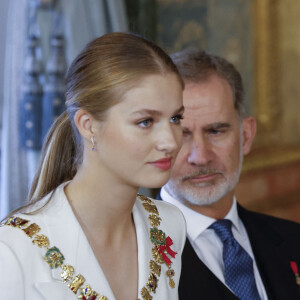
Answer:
[{"xmin": 161, "ymin": 186, "xmax": 241, "ymax": 241}]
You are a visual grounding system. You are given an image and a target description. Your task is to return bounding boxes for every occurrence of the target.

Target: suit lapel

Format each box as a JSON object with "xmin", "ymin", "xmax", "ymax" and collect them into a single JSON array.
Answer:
[
  {"xmin": 158, "ymin": 190, "xmax": 238, "ymax": 299},
  {"xmin": 133, "ymin": 199, "xmax": 153, "ymax": 296},
  {"xmin": 238, "ymin": 205, "xmax": 300, "ymax": 300},
  {"xmin": 35, "ymin": 183, "xmax": 116, "ymax": 299},
  {"xmin": 35, "ymin": 187, "xmax": 166, "ymax": 300},
  {"xmin": 180, "ymin": 239, "xmax": 239, "ymax": 300}
]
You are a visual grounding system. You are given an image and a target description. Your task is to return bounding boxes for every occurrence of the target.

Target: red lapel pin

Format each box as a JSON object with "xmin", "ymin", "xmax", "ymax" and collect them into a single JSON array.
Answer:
[{"xmin": 290, "ymin": 261, "xmax": 300, "ymax": 291}]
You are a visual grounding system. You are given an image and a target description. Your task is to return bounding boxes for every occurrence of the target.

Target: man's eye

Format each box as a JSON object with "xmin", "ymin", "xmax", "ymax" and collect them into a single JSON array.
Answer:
[
  {"xmin": 209, "ymin": 129, "xmax": 224, "ymax": 135},
  {"xmin": 137, "ymin": 119, "xmax": 153, "ymax": 128},
  {"xmin": 171, "ymin": 114, "xmax": 183, "ymax": 124}
]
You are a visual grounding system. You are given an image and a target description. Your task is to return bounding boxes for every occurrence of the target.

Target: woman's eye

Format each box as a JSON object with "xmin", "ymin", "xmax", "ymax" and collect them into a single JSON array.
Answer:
[
  {"xmin": 137, "ymin": 119, "xmax": 153, "ymax": 128},
  {"xmin": 171, "ymin": 114, "xmax": 183, "ymax": 124}
]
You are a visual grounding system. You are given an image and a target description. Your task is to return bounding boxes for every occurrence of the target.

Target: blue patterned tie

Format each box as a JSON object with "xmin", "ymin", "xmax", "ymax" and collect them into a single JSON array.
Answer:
[{"xmin": 209, "ymin": 219, "xmax": 261, "ymax": 300}]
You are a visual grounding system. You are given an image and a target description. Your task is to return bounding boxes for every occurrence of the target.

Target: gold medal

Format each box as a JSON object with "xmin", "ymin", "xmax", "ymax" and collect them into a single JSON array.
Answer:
[
  {"xmin": 148, "ymin": 214, "xmax": 161, "ymax": 227},
  {"xmin": 146, "ymin": 273, "xmax": 158, "ymax": 293},
  {"xmin": 6, "ymin": 193, "xmax": 179, "ymax": 300},
  {"xmin": 142, "ymin": 203, "xmax": 159, "ymax": 215},
  {"xmin": 150, "ymin": 260, "xmax": 161, "ymax": 277},
  {"xmin": 61, "ymin": 265, "xmax": 75, "ymax": 283},
  {"xmin": 43, "ymin": 246, "xmax": 65, "ymax": 269},
  {"xmin": 23, "ymin": 223, "xmax": 41, "ymax": 238},
  {"xmin": 32, "ymin": 234, "xmax": 50, "ymax": 248},
  {"xmin": 5, "ymin": 217, "xmax": 29, "ymax": 228},
  {"xmin": 140, "ymin": 287, "xmax": 153, "ymax": 300},
  {"xmin": 68, "ymin": 274, "xmax": 85, "ymax": 294},
  {"xmin": 152, "ymin": 246, "xmax": 164, "ymax": 264},
  {"xmin": 78, "ymin": 284, "xmax": 98, "ymax": 300}
]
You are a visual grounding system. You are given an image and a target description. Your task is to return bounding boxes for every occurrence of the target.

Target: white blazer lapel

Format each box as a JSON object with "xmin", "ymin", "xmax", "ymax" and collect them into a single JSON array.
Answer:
[
  {"xmin": 74, "ymin": 226, "xmax": 116, "ymax": 299},
  {"xmin": 133, "ymin": 199, "xmax": 152, "ymax": 296},
  {"xmin": 36, "ymin": 183, "xmax": 116, "ymax": 299},
  {"xmin": 35, "ymin": 282, "xmax": 75, "ymax": 300}
]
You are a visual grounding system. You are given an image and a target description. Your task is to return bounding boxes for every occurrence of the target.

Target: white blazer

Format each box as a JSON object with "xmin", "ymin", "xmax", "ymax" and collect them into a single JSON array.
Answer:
[{"xmin": 0, "ymin": 182, "xmax": 186, "ymax": 300}]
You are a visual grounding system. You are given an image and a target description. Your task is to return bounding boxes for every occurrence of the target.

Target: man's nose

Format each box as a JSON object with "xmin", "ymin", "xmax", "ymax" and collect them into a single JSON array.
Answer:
[{"xmin": 187, "ymin": 136, "xmax": 213, "ymax": 166}]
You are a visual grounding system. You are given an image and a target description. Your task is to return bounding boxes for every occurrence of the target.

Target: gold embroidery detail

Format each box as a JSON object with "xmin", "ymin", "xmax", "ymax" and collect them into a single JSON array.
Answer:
[
  {"xmin": 146, "ymin": 273, "xmax": 158, "ymax": 293},
  {"xmin": 152, "ymin": 246, "xmax": 164, "ymax": 264},
  {"xmin": 6, "ymin": 193, "xmax": 178, "ymax": 300},
  {"xmin": 168, "ymin": 278, "xmax": 175, "ymax": 289},
  {"xmin": 166, "ymin": 269, "xmax": 175, "ymax": 288},
  {"xmin": 148, "ymin": 214, "xmax": 161, "ymax": 227},
  {"xmin": 150, "ymin": 260, "xmax": 161, "ymax": 277},
  {"xmin": 61, "ymin": 265, "xmax": 75, "ymax": 282},
  {"xmin": 78, "ymin": 284, "xmax": 98, "ymax": 299},
  {"xmin": 142, "ymin": 203, "xmax": 159, "ymax": 215},
  {"xmin": 150, "ymin": 228, "xmax": 166, "ymax": 245},
  {"xmin": 5, "ymin": 217, "xmax": 29, "ymax": 228},
  {"xmin": 68, "ymin": 274, "xmax": 85, "ymax": 294},
  {"xmin": 138, "ymin": 194, "xmax": 152, "ymax": 203},
  {"xmin": 166, "ymin": 269, "xmax": 175, "ymax": 277},
  {"xmin": 140, "ymin": 287, "xmax": 153, "ymax": 300},
  {"xmin": 32, "ymin": 234, "xmax": 50, "ymax": 248},
  {"xmin": 43, "ymin": 246, "xmax": 65, "ymax": 269},
  {"xmin": 23, "ymin": 223, "xmax": 40, "ymax": 238}
]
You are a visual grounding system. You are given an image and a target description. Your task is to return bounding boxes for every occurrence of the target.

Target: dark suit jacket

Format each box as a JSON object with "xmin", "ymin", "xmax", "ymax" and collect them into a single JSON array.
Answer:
[{"xmin": 157, "ymin": 194, "xmax": 300, "ymax": 299}]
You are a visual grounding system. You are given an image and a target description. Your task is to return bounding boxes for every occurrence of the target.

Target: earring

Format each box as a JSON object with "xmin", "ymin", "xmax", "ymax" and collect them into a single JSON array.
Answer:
[{"xmin": 90, "ymin": 136, "xmax": 95, "ymax": 151}]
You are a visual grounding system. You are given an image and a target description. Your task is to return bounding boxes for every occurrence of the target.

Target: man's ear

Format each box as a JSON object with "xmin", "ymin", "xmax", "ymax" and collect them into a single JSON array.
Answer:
[
  {"xmin": 73, "ymin": 109, "xmax": 95, "ymax": 140},
  {"xmin": 242, "ymin": 116, "xmax": 256, "ymax": 155}
]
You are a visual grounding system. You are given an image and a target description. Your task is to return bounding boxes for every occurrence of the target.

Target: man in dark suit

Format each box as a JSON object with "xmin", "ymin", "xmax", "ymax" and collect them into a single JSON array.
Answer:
[{"xmin": 160, "ymin": 50, "xmax": 300, "ymax": 299}]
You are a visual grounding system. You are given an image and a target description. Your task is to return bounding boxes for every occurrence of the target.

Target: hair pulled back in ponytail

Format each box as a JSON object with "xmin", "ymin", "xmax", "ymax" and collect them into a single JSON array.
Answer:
[
  {"xmin": 25, "ymin": 32, "xmax": 183, "ymax": 208},
  {"xmin": 28, "ymin": 111, "xmax": 76, "ymax": 202}
]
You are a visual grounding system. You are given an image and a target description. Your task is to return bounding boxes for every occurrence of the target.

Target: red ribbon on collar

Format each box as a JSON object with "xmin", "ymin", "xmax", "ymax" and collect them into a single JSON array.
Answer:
[{"xmin": 158, "ymin": 236, "xmax": 177, "ymax": 265}]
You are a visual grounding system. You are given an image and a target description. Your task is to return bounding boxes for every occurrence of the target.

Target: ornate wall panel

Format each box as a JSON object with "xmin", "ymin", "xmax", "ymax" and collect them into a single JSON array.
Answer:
[
  {"xmin": 156, "ymin": 0, "xmax": 300, "ymax": 172},
  {"xmin": 156, "ymin": 0, "xmax": 253, "ymax": 114},
  {"xmin": 278, "ymin": 0, "xmax": 300, "ymax": 144},
  {"xmin": 148, "ymin": 0, "xmax": 300, "ymax": 220}
]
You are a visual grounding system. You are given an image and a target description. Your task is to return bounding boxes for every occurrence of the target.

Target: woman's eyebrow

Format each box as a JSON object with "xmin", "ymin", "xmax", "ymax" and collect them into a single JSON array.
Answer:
[
  {"xmin": 131, "ymin": 105, "xmax": 184, "ymax": 116},
  {"xmin": 130, "ymin": 109, "xmax": 162, "ymax": 116},
  {"xmin": 174, "ymin": 106, "xmax": 184, "ymax": 114}
]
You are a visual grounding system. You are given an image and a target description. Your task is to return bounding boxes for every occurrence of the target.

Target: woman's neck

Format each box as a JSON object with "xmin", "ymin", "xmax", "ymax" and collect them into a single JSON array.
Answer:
[
  {"xmin": 65, "ymin": 166, "xmax": 138, "ymax": 243},
  {"xmin": 65, "ymin": 166, "xmax": 139, "ymax": 299}
]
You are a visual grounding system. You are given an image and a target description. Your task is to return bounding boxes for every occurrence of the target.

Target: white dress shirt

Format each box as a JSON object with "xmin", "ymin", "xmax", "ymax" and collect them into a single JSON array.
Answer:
[{"xmin": 161, "ymin": 186, "xmax": 268, "ymax": 300}]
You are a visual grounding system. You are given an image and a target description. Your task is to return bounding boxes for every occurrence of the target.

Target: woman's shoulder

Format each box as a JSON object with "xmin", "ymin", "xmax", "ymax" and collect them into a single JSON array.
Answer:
[
  {"xmin": 0, "ymin": 213, "xmax": 45, "ymax": 246},
  {"xmin": 0, "ymin": 213, "xmax": 48, "ymax": 277}
]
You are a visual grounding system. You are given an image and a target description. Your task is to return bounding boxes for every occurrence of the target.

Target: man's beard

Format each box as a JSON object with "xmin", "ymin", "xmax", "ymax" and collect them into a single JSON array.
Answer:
[{"xmin": 165, "ymin": 147, "xmax": 243, "ymax": 207}]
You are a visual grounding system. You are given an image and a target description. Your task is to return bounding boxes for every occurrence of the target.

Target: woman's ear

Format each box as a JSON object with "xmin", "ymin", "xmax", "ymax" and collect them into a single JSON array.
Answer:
[
  {"xmin": 242, "ymin": 116, "xmax": 257, "ymax": 155},
  {"xmin": 73, "ymin": 109, "xmax": 95, "ymax": 140}
]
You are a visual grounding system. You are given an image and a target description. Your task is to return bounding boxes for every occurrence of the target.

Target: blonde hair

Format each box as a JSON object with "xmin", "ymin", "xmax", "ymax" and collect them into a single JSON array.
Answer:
[{"xmin": 21, "ymin": 32, "xmax": 183, "ymax": 210}]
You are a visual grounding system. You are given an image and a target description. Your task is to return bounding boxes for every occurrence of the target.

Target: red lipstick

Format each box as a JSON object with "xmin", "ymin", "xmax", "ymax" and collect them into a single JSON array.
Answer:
[{"xmin": 148, "ymin": 157, "xmax": 172, "ymax": 170}]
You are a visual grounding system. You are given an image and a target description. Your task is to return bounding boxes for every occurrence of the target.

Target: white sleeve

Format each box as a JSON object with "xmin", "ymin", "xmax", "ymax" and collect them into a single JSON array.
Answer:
[{"xmin": 0, "ymin": 241, "xmax": 25, "ymax": 299}]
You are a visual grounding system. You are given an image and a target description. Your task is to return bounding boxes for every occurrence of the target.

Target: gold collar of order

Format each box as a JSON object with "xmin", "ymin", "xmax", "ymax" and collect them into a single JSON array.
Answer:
[{"xmin": 4, "ymin": 194, "xmax": 177, "ymax": 300}]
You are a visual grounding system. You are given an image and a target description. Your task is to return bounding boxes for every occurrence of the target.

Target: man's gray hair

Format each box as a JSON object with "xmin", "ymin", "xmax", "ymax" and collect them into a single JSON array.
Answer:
[{"xmin": 171, "ymin": 49, "xmax": 246, "ymax": 118}]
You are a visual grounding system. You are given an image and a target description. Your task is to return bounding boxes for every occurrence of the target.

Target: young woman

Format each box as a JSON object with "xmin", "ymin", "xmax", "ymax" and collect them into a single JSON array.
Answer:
[{"xmin": 0, "ymin": 32, "xmax": 186, "ymax": 299}]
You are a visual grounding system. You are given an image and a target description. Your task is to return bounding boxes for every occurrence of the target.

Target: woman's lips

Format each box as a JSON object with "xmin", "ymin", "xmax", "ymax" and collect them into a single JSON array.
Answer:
[{"xmin": 148, "ymin": 157, "xmax": 172, "ymax": 170}]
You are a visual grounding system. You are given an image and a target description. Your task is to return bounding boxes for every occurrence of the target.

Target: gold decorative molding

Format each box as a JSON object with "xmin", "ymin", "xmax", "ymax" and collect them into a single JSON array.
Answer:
[
  {"xmin": 253, "ymin": 0, "xmax": 281, "ymax": 146},
  {"xmin": 248, "ymin": 0, "xmax": 300, "ymax": 172},
  {"xmin": 243, "ymin": 145, "xmax": 300, "ymax": 173}
]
